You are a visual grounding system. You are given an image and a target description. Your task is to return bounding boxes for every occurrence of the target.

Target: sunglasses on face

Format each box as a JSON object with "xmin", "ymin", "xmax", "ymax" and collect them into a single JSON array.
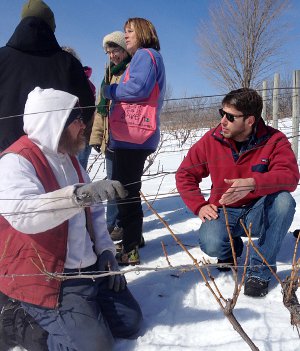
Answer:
[{"xmin": 219, "ymin": 108, "xmax": 247, "ymax": 123}]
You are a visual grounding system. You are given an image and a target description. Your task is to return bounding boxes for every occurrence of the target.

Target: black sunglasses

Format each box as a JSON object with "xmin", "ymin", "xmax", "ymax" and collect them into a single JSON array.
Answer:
[{"xmin": 219, "ymin": 108, "xmax": 247, "ymax": 123}]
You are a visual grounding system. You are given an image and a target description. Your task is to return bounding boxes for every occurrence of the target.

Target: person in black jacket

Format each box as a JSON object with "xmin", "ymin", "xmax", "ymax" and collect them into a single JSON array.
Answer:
[
  {"xmin": 0, "ymin": 0, "xmax": 95, "ymax": 350},
  {"xmin": 0, "ymin": 0, "xmax": 95, "ymax": 152}
]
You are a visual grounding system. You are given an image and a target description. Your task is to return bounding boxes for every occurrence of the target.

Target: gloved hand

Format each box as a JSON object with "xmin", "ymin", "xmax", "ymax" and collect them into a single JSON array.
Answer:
[
  {"xmin": 97, "ymin": 250, "xmax": 126, "ymax": 292},
  {"xmin": 74, "ymin": 180, "xmax": 128, "ymax": 206},
  {"xmin": 91, "ymin": 144, "xmax": 101, "ymax": 153}
]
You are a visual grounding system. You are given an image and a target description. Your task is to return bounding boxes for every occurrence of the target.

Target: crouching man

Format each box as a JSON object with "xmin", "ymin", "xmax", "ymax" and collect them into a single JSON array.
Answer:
[
  {"xmin": 176, "ymin": 88, "xmax": 299, "ymax": 297},
  {"xmin": 0, "ymin": 87, "xmax": 142, "ymax": 351}
]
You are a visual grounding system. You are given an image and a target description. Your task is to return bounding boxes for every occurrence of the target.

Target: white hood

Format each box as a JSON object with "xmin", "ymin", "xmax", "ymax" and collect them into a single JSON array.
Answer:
[{"xmin": 23, "ymin": 87, "xmax": 79, "ymax": 154}]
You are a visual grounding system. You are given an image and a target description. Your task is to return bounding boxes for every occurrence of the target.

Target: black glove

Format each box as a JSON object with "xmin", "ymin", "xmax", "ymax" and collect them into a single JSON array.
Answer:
[
  {"xmin": 97, "ymin": 250, "xmax": 126, "ymax": 292},
  {"xmin": 91, "ymin": 145, "xmax": 101, "ymax": 153},
  {"xmin": 74, "ymin": 180, "xmax": 127, "ymax": 206}
]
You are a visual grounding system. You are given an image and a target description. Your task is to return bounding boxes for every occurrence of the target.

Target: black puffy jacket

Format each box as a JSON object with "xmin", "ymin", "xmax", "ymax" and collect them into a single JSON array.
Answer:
[{"xmin": 0, "ymin": 17, "xmax": 95, "ymax": 150}]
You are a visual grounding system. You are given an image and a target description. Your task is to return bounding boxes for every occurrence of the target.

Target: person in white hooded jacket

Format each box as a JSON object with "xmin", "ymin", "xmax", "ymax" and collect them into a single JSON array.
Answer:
[{"xmin": 0, "ymin": 87, "xmax": 142, "ymax": 351}]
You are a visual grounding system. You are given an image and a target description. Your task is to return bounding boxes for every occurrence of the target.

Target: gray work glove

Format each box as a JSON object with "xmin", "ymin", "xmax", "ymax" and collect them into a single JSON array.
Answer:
[
  {"xmin": 74, "ymin": 180, "xmax": 127, "ymax": 206},
  {"xmin": 97, "ymin": 250, "xmax": 126, "ymax": 292}
]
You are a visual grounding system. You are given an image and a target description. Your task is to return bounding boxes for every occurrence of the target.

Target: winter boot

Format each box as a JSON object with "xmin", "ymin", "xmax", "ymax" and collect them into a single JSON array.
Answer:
[
  {"xmin": 244, "ymin": 277, "xmax": 269, "ymax": 297},
  {"xmin": 109, "ymin": 226, "xmax": 123, "ymax": 241},
  {"xmin": 116, "ymin": 246, "xmax": 140, "ymax": 266},
  {"xmin": 0, "ymin": 299, "xmax": 48, "ymax": 351}
]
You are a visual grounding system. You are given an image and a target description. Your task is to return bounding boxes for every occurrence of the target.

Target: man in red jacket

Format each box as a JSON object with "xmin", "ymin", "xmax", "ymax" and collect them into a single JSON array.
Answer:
[{"xmin": 176, "ymin": 88, "xmax": 299, "ymax": 297}]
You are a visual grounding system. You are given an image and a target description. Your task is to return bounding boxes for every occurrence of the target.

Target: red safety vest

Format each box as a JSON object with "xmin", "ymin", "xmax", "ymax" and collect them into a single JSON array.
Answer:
[{"xmin": 0, "ymin": 136, "xmax": 84, "ymax": 308}]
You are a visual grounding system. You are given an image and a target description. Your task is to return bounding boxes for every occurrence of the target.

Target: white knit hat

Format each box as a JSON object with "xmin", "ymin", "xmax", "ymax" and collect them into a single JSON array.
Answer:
[{"xmin": 102, "ymin": 31, "xmax": 127, "ymax": 52}]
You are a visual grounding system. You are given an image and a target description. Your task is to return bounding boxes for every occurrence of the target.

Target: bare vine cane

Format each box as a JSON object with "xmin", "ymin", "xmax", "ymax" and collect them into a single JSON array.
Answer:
[
  {"xmin": 222, "ymin": 205, "xmax": 238, "ymax": 268},
  {"xmin": 240, "ymin": 219, "xmax": 281, "ymax": 284},
  {"xmin": 141, "ymin": 191, "xmax": 260, "ymax": 351},
  {"xmin": 283, "ymin": 229, "xmax": 300, "ymax": 333},
  {"xmin": 222, "ymin": 206, "xmax": 251, "ymax": 309},
  {"xmin": 202, "ymin": 256, "xmax": 227, "ymax": 305},
  {"xmin": 240, "ymin": 219, "xmax": 300, "ymax": 334},
  {"xmin": 287, "ymin": 232, "xmax": 300, "ymax": 300},
  {"xmin": 161, "ymin": 241, "xmax": 172, "ymax": 268},
  {"xmin": 30, "ymin": 243, "xmax": 166, "ymax": 281}
]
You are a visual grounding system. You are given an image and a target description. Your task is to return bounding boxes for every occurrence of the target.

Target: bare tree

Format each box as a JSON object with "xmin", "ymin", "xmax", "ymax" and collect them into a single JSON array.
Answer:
[{"xmin": 198, "ymin": 0, "xmax": 289, "ymax": 90}]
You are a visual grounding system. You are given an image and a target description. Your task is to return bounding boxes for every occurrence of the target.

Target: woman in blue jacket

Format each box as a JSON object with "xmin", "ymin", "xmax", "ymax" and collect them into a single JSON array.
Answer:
[{"xmin": 103, "ymin": 17, "xmax": 166, "ymax": 265}]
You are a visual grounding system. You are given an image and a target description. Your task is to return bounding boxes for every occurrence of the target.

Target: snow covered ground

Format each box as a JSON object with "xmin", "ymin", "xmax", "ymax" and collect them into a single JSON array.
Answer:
[{"xmin": 13, "ymin": 119, "xmax": 300, "ymax": 350}]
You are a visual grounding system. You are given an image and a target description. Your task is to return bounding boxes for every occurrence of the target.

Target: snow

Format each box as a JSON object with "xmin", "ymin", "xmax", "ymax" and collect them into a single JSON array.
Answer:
[{"xmin": 13, "ymin": 119, "xmax": 300, "ymax": 351}]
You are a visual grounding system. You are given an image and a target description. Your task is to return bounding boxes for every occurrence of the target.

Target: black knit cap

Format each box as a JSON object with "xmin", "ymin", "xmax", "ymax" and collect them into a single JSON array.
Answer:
[{"xmin": 21, "ymin": 0, "xmax": 56, "ymax": 32}]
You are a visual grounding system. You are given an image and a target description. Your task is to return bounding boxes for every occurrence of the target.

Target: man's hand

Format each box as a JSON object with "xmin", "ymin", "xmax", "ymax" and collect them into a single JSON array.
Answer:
[
  {"xmin": 74, "ymin": 180, "xmax": 128, "ymax": 206},
  {"xmin": 198, "ymin": 204, "xmax": 219, "ymax": 223},
  {"xmin": 97, "ymin": 250, "xmax": 126, "ymax": 292},
  {"xmin": 219, "ymin": 178, "xmax": 255, "ymax": 205}
]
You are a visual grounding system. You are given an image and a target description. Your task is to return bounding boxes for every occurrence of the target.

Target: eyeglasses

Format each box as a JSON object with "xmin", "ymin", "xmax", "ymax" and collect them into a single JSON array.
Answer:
[
  {"xmin": 74, "ymin": 115, "xmax": 84, "ymax": 124},
  {"xmin": 219, "ymin": 108, "xmax": 248, "ymax": 123},
  {"xmin": 106, "ymin": 48, "xmax": 122, "ymax": 56}
]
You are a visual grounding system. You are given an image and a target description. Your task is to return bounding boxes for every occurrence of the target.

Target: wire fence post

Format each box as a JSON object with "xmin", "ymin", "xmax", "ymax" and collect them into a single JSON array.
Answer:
[
  {"xmin": 272, "ymin": 73, "xmax": 279, "ymax": 129},
  {"xmin": 292, "ymin": 70, "xmax": 300, "ymax": 158},
  {"xmin": 262, "ymin": 80, "xmax": 267, "ymax": 122}
]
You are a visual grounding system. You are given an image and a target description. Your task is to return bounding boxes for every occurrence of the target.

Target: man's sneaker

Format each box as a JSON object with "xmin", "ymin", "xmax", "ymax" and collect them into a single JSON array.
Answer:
[
  {"xmin": 244, "ymin": 277, "xmax": 269, "ymax": 297},
  {"xmin": 110, "ymin": 226, "xmax": 123, "ymax": 241},
  {"xmin": 217, "ymin": 256, "xmax": 234, "ymax": 272},
  {"xmin": 115, "ymin": 235, "xmax": 145, "ymax": 253},
  {"xmin": 116, "ymin": 247, "xmax": 140, "ymax": 266}
]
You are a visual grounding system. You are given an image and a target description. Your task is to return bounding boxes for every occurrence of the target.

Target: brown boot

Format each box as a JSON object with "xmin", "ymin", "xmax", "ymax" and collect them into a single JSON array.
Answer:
[{"xmin": 109, "ymin": 226, "xmax": 123, "ymax": 241}]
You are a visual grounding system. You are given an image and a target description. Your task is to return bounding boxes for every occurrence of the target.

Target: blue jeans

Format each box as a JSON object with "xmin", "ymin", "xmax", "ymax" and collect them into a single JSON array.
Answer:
[
  {"xmin": 198, "ymin": 191, "xmax": 296, "ymax": 281},
  {"xmin": 78, "ymin": 145, "xmax": 92, "ymax": 170},
  {"xmin": 106, "ymin": 149, "xmax": 119, "ymax": 229},
  {"xmin": 21, "ymin": 275, "xmax": 142, "ymax": 351}
]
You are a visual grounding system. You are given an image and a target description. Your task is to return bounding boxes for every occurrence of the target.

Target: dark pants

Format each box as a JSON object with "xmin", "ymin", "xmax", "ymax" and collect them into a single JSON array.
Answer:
[
  {"xmin": 22, "ymin": 276, "xmax": 142, "ymax": 351},
  {"xmin": 105, "ymin": 149, "xmax": 120, "ymax": 229},
  {"xmin": 112, "ymin": 149, "xmax": 152, "ymax": 252}
]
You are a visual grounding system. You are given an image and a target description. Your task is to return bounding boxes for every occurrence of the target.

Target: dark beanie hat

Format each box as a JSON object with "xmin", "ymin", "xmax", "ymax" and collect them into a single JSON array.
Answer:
[{"xmin": 21, "ymin": 0, "xmax": 56, "ymax": 32}]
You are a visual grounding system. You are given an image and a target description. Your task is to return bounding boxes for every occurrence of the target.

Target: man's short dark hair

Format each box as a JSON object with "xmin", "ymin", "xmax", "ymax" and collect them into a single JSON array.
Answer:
[{"xmin": 222, "ymin": 88, "xmax": 263, "ymax": 121}]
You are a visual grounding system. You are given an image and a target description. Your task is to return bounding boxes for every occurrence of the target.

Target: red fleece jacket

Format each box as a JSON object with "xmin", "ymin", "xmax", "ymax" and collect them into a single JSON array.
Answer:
[{"xmin": 176, "ymin": 119, "xmax": 299, "ymax": 215}]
